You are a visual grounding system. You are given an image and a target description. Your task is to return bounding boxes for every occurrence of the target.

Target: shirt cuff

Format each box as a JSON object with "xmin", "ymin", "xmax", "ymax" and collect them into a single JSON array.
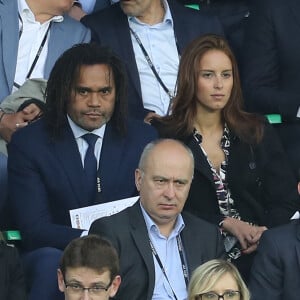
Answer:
[
  {"xmin": 80, "ymin": 230, "xmax": 88, "ymax": 237},
  {"xmin": 297, "ymin": 106, "xmax": 300, "ymax": 118}
]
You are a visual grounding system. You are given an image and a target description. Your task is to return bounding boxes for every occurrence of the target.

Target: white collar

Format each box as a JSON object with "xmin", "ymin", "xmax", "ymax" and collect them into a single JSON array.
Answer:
[
  {"xmin": 67, "ymin": 115, "xmax": 106, "ymax": 140},
  {"xmin": 18, "ymin": 0, "xmax": 64, "ymax": 23}
]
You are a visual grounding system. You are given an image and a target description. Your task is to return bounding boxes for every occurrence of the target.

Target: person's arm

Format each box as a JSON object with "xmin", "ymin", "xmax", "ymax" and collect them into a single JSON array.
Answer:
[
  {"xmin": 68, "ymin": 1, "xmax": 87, "ymax": 21},
  {"xmin": 221, "ymin": 217, "xmax": 267, "ymax": 254},
  {"xmin": 258, "ymin": 123, "xmax": 300, "ymax": 227},
  {"xmin": 249, "ymin": 230, "xmax": 283, "ymax": 300},
  {"xmin": 0, "ymin": 104, "xmax": 42, "ymax": 142},
  {"xmin": 7, "ymin": 131, "xmax": 83, "ymax": 251}
]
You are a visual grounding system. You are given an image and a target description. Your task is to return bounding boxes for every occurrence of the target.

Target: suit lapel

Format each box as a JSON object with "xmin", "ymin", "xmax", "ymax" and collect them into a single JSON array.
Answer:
[
  {"xmin": 186, "ymin": 135, "xmax": 214, "ymax": 184},
  {"xmin": 99, "ymin": 123, "xmax": 125, "ymax": 199},
  {"xmin": 295, "ymin": 221, "xmax": 300, "ymax": 269},
  {"xmin": 113, "ymin": 5, "xmax": 142, "ymax": 99},
  {"xmin": 0, "ymin": 0, "xmax": 19, "ymax": 89},
  {"xmin": 129, "ymin": 203, "xmax": 155, "ymax": 299},
  {"xmin": 45, "ymin": 22, "xmax": 65, "ymax": 78},
  {"xmin": 52, "ymin": 125, "xmax": 87, "ymax": 207},
  {"xmin": 181, "ymin": 214, "xmax": 202, "ymax": 276},
  {"xmin": 288, "ymin": 0, "xmax": 300, "ymax": 30},
  {"xmin": 169, "ymin": 0, "xmax": 185, "ymax": 53}
]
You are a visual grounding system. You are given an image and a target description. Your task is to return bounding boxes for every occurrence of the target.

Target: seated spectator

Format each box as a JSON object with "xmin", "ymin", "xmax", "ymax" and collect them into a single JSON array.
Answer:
[
  {"xmin": 58, "ymin": 235, "xmax": 121, "ymax": 300},
  {"xmin": 154, "ymin": 34, "xmax": 300, "ymax": 281},
  {"xmin": 241, "ymin": 0, "xmax": 300, "ymax": 175},
  {"xmin": 81, "ymin": 0, "xmax": 223, "ymax": 122},
  {"xmin": 0, "ymin": 232, "xmax": 27, "ymax": 300},
  {"xmin": 89, "ymin": 139, "xmax": 225, "ymax": 300},
  {"xmin": 0, "ymin": 0, "xmax": 91, "ymax": 233},
  {"xmin": 249, "ymin": 219, "xmax": 300, "ymax": 300},
  {"xmin": 179, "ymin": 0, "xmax": 250, "ymax": 66},
  {"xmin": 188, "ymin": 259, "xmax": 250, "ymax": 300},
  {"xmin": 0, "ymin": 0, "xmax": 91, "ymax": 153},
  {"xmin": 8, "ymin": 43, "xmax": 157, "ymax": 300}
]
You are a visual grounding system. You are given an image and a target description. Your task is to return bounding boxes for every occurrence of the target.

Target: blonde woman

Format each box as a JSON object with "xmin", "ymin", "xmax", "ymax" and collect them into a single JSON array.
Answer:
[{"xmin": 188, "ymin": 259, "xmax": 250, "ymax": 300}]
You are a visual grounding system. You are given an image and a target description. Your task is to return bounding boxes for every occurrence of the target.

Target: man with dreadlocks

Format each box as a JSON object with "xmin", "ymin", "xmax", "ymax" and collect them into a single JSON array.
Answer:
[{"xmin": 7, "ymin": 43, "xmax": 157, "ymax": 300}]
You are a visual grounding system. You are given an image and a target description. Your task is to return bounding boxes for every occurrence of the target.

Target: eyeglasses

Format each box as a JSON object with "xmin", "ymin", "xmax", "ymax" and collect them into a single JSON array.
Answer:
[
  {"xmin": 64, "ymin": 280, "xmax": 112, "ymax": 297},
  {"xmin": 196, "ymin": 290, "xmax": 241, "ymax": 300}
]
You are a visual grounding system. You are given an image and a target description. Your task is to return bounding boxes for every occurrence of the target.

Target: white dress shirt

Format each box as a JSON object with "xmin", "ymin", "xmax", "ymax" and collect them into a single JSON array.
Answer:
[
  {"xmin": 141, "ymin": 203, "xmax": 187, "ymax": 300},
  {"xmin": 67, "ymin": 115, "xmax": 106, "ymax": 169},
  {"xmin": 14, "ymin": 0, "xmax": 63, "ymax": 92},
  {"xmin": 128, "ymin": 0, "xmax": 179, "ymax": 116}
]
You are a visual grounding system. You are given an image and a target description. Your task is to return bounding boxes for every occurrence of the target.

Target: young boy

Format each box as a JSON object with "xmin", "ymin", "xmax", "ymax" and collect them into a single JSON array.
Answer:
[{"xmin": 57, "ymin": 235, "xmax": 121, "ymax": 300}]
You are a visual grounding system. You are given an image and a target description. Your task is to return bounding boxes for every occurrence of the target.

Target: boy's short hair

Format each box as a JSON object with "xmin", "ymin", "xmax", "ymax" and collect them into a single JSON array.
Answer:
[{"xmin": 60, "ymin": 235, "xmax": 119, "ymax": 281}]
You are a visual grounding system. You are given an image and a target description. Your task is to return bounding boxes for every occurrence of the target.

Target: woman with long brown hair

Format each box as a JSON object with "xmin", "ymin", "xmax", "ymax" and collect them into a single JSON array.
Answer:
[{"xmin": 154, "ymin": 34, "xmax": 300, "ymax": 281}]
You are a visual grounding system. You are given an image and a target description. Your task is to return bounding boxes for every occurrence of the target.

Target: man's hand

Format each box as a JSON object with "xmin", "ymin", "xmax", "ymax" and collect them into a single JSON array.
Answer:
[
  {"xmin": 68, "ymin": 5, "xmax": 87, "ymax": 21},
  {"xmin": 21, "ymin": 103, "xmax": 42, "ymax": 121},
  {"xmin": 222, "ymin": 217, "xmax": 267, "ymax": 254},
  {"xmin": 0, "ymin": 103, "xmax": 42, "ymax": 142}
]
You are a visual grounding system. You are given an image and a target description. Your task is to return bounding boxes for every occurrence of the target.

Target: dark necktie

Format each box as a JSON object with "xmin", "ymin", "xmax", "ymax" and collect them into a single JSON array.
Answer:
[{"xmin": 82, "ymin": 133, "xmax": 98, "ymax": 202}]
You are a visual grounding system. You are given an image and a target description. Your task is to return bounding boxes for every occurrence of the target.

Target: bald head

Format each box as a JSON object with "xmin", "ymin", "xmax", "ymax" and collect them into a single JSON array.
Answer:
[
  {"xmin": 135, "ymin": 139, "xmax": 194, "ymax": 235},
  {"xmin": 138, "ymin": 139, "xmax": 194, "ymax": 175}
]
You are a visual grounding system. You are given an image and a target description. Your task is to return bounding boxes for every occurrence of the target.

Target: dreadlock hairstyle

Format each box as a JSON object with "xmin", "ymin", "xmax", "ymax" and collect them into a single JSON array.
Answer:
[
  {"xmin": 157, "ymin": 34, "xmax": 264, "ymax": 144},
  {"xmin": 45, "ymin": 43, "xmax": 128, "ymax": 139}
]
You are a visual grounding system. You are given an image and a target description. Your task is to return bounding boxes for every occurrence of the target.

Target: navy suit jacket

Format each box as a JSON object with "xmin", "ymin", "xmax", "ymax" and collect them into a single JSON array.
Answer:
[
  {"xmin": 0, "ymin": 0, "xmax": 91, "ymax": 103},
  {"xmin": 249, "ymin": 220, "xmax": 300, "ymax": 300},
  {"xmin": 82, "ymin": 0, "xmax": 223, "ymax": 119},
  {"xmin": 7, "ymin": 118, "xmax": 157, "ymax": 251},
  {"xmin": 89, "ymin": 201, "xmax": 225, "ymax": 300},
  {"xmin": 242, "ymin": 0, "xmax": 300, "ymax": 172},
  {"xmin": 93, "ymin": 0, "xmax": 111, "ymax": 12}
]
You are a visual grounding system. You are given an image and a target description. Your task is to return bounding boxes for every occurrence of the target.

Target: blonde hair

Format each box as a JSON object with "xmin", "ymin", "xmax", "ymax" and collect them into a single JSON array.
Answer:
[{"xmin": 188, "ymin": 259, "xmax": 250, "ymax": 300}]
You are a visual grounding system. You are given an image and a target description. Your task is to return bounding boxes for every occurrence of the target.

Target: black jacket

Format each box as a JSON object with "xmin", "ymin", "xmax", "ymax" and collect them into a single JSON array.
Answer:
[
  {"xmin": 0, "ymin": 242, "xmax": 27, "ymax": 300},
  {"xmin": 157, "ymin": 122, "xmax": 300, "ymax": 228}
]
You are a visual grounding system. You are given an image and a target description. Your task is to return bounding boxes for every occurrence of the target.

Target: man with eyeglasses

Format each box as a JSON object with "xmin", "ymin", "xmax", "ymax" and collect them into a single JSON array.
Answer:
[
  {"xmin": 89, "ymin": 139, "xmax": 225, "ymax": 300},
  {"xmin": 57, "ymin": 235, "xmax": 121, "ymax": 300}
]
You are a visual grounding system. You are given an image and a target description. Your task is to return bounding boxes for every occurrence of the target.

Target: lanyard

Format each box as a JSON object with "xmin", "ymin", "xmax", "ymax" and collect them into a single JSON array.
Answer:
[
  {"xmin": 14, "ymin": 13, "xmax": 52, "ymax": 88},
  {"xmin": 149, "ymin": 235, "xmax": 189, "ymax": 300},
  {"xmin": 129, "ymin": 27, "xmax": 179, "ymax": 114}
]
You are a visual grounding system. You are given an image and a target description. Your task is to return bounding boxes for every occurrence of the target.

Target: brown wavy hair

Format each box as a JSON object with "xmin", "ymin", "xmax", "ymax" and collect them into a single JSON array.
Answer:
[{"xmin": 157, "ymin": 34, "xmax": 264, "ymax": 144}]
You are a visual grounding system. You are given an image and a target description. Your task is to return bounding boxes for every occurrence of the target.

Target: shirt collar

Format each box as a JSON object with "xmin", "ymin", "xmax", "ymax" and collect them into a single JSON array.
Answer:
[
  {"xmin": 128, "ymin": 0, "xmax": 173, "ymax": 27},
  {"xmin": 67, "ymin": 115, "xmax": 106, "ymax": 140},
  {"xmin": 140, "ymin": 202, "xmax": 185, "ymax": 237},
  {"xmin": 18, "ymin": 0, "xmax": 64, "ymax": 23}
]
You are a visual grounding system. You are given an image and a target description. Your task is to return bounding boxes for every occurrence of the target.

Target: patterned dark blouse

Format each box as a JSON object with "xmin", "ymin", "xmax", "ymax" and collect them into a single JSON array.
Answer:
[{"xmin": 193, "ymin": 126, "xmax": 243, "ymax": 260}]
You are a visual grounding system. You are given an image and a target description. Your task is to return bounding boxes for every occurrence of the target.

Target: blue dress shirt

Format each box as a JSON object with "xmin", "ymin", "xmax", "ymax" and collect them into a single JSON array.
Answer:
[{"xmin": 141, "ymin": 203, "xmax": 188, "ymax": 300}]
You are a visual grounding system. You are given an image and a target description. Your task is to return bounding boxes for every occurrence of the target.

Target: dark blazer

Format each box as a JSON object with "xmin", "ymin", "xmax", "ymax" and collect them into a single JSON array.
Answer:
[
  {"xmin": 93, "ymin": 0, "xmax": 111, "ymax": 12},
  {"xmin": 158, "ymin": 122, "xmax": 300, "ymax": 228},
  {"xmin": 0, "ymin": 242, "xmax": 27, "ymax": 300},
  {"xmin": 0, "ymin": 0, "xmax": 91, "ymax": 103},
  {"xmin": 241, "ymin": 0, "xmax": 300, "ymax": 172},
  {"xmin": 249, "ymin": 219, "xmax": 300, "ymax": 300},
  {"xmin": 179, "ymin": 0, "xmax": 249, "ymax": 65},
  {"xmin": 82, "ymin": 1, "xmax": 223, "ymax": 119},
  {"xmin": 7, "ymin": 118, "xmax": 157, "ymax": 251},
  {"xmin": 89, "ymin": 201, "xmax": 225, "ymax": 300}
]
